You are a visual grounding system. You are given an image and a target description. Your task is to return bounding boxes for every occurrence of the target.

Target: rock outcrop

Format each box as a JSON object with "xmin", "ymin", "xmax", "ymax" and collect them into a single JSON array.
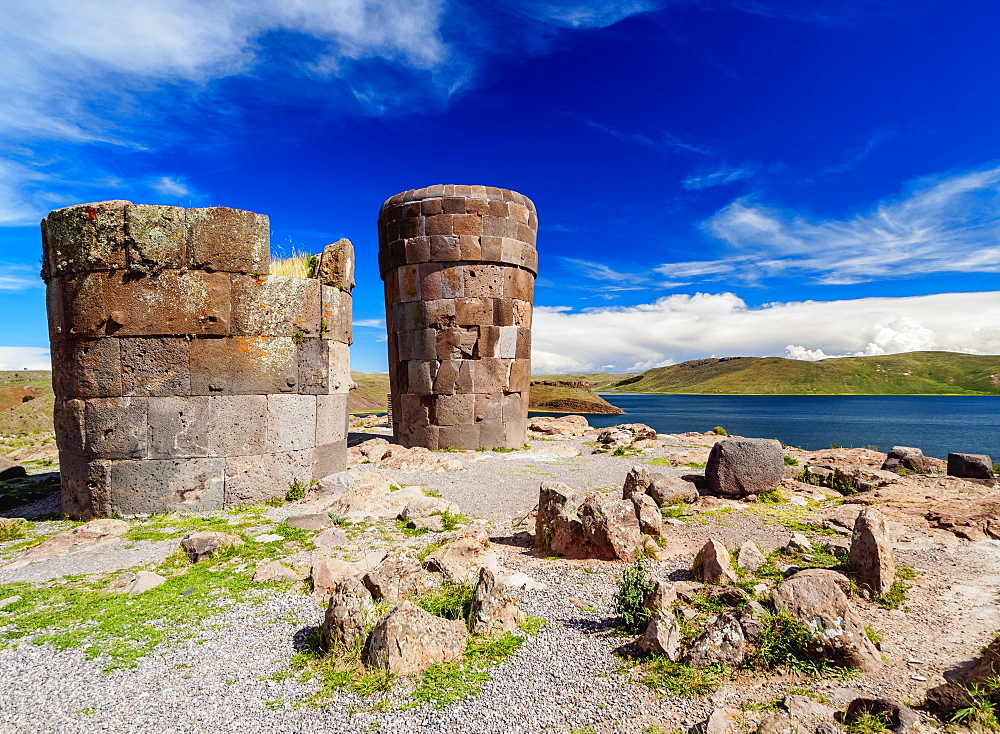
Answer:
[
  {"xmin": 527, "ymin": 415, "xmax": 591, "ymax": 438},
  {"xmin": 469, "ymin": 566, "xmax": 524, "ymax": 635},
  {"xmin": 535, "ymin": 481, "xmax": 646, "ymax": 561},
  {"xmin": 881, "ymin": 446, "xmax": 930, "ymax": 474},
  {"xmin": 705, "ymin": 438, "xmax": 784, "ymax": 496},
  {"xmin": 363, "ymin": 601, "xmax": 468, "ymax": 675},
  {"xmin": 362, "ymin": 548, "xmax": 432, "ymax": 603},
  {"xmin": 948, "ymin": 452, "xmax": 995, "ymax": 480},
  {"xmin": 322, "ymin": 577, "xmax": 372, "ymax": 652},
  {"xmin": 849, "ymin": 507, "xmax": 895, "ymax": 596}
]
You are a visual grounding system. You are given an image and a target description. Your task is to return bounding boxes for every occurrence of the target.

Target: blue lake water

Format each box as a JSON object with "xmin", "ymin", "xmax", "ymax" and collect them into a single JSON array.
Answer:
[{"xmin": 534, "ymin": 394, "xmax": 999, "ymax": 460}]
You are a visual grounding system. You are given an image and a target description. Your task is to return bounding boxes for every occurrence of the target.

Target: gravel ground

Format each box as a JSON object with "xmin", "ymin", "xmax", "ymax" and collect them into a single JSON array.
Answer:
[{"xmin": 3, "ymin": 428, "xmax": 1000, "ymax": 734}]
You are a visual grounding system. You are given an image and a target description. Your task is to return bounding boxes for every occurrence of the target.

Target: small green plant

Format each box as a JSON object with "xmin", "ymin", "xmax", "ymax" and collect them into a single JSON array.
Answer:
[
  {"xmin": 864, "ymin": 626, "xmax": 882, "ymax": 646},
  {"xmin": 292, "ymin": 330, "xmax": 307, "ymax": 344},
  {"xmin": 756, "ymin": 489, "xmax": 786, "ymax": 504},
  {"xmin": 519, "ymin": 616, "xmax": 548, "ymax": 635},
  {"xmin": 661, "ymin": 504, "xmax": 685, "ymax": 519},
  {"xmin": 845, "ymin": 710, "xmax": 889, "ymax": 734},
  {"xmin": 285, "ymin": 478, "xmax": 314, "ymax": 502},
  {"xmin": 327, "ymin": 511, "xmax": 348, "ymax": 526},
  {"xmin": 414, "ymin": 582, "xmax": 476, "ymax": 626},
  {"xmin": 0, "ymin": 518, "xmax": 29, "ymax": 542},
  {"xmin": 830, "ymin": 442, "xmax": 843, "ymax": 449},
  {"xmin": 433, "ymin": 508, "xmax": 466, "ymax": 531},
  {"xmin": 951, "ymin": 678, "xmax": 1000, "ymax": 730},
  {"xmin": 742, "ymin": 612, "xmax": 829, "ymax": 674},
  {"xmin": 422, "ymin": 488, "xmax": 443, "ymax": 498},
  {"xmin": 784, "ymin": 455, "xmax": 799, "ymax": 466},
  {"xmin": 644, "ymin": 457, "xmax": 672, "ymax": 466},
  {"xmin": 614, "ymin": 553, "xmax": 654, "ymax": 633},
  {"xmin": 636, "ymin": 657, "xmax": 726, "ymax": 696},
  {"xmin": 712, "ymin": 426, "xmax": 728, "ymax": 436},
  {"xmin": 681, "ymin": 461, "xmax": 707, "ymax": 469},
  {"xmin": 873, "ymin": 579, "xmax": 909, "ymax": 610},
  {"xmin": 612, "ymin": 445, "xmax": 641, "ymax": 457}
]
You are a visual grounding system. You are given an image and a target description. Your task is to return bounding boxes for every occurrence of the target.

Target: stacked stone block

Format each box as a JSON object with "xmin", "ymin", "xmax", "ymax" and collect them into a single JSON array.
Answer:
[
  {"xmin": 42, "ymin": 200, "xmax": 354, "ymax": 519},
  {"xmin": 377, "ymin": 185, "xmax": 537, "ymax": 450}
]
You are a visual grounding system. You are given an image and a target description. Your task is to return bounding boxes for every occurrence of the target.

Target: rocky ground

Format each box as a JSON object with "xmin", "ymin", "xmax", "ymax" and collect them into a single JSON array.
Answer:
[{"xmin": 0, "ymin": 420, "xmax": 998, "ymax": 734}]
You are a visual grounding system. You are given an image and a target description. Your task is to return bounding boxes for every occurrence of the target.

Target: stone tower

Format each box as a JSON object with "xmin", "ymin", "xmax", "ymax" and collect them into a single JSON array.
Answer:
[
  {"xmin": 377, "ymin": 185, "xmax": 538, "ymax": 450},
  {"xmin": 42, "ymin": 200, "xmax": 353, "ymax": 519}
]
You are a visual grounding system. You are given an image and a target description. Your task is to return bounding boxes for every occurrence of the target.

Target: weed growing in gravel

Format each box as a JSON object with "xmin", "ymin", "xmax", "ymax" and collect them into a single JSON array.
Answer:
[
  {"xmin": 272, "ymin": 519, "xmax": 315, "ymax": 545},
  {"xmin": 0, "ymin": 518, "xmax": 28, "ymax": 541},
  {"xmin": 950, "ymin": 676, "xmax": 1000, "ymax": 730},
  {"xmin": 742, "ymin": 612, "xmax": 838, "ymax": 675},
  {"xmin": 285, "ymin": 478, "xmax": 315, "ymax": 502},
  {"xmin": 661, "ymin": 504, "xmax": 685, "ymax": 519},
  {"xmin": 395, "ymin": 520, "xmax": 429, "ymax": 537},
  {"xmin": 756, "ymin": 489, "xmax": 787, "ymax": 504},
  {"xmin": 644, "ymin": 457, "xmax": 672, "ymax": 466},
  {"xmin": 636, "ymin": 658, "xmax": 726, "ymax": 696},
  {"xmin": 416, "ymin": 541, "xmax": 446, "ymax": 562},
  {"xmin": 413, "ymin": 582, "xmax": 476, "ymax": 626},
  {"xmin": 864, "ymin": 626, "xmax": 882, "ymax": 646},
  {"xmin": 613, "ymin": 553, "xmax": 654, "ymax": 633},
  {"xmin": 784, "ymin": 455, "xmax": 799, "ymax": 466},
  {"xmin": 519, "ymin": 615, "xmax": 548, "ymax": 635},
  {"xmin": 845, "ymin": 710, "xmax": 889, "ymax": 734},
  {"xmin": 433, "ymin": 509, "xmax": 467, "ymax": 531},
  {"xmin": 422, "ymin": 488, "xmax": 443, "ymax": 498}
]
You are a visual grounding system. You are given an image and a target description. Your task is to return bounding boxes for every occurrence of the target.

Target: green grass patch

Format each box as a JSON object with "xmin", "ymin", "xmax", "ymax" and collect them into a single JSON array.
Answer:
[
  {"xmin": 644, "ymin": 457, "xmax": 673, "ymax": 466},
  {"xmin": 413, "ymin": 582, "xmax": 475, "ymax": 627},
  {"xmin": 0, "ymin": 475, "xmax": 61, "ymax": 513},
  {"xmin": 632, "ymin": 657, "xmax": 726, "ymax": 696},
  {"xmin": 0, "ymin": 518, "xmax": 29, "ymax": 542},
  {"xmin": 756, "ymin": 489, "xmax": 787, "ymax": 504}
]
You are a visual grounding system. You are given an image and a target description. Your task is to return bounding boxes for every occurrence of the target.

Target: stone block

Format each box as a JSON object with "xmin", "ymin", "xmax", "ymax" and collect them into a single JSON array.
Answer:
[
  {"xmin": 509, "ymin": 360, "xmax": 531, "ymax": 392},
  {"xmin": 85, "ymin": 397, "xmax": 148, "ymax": 459},
  {"xmin": 266, "ymin": 394, "xmax": 317, "ymax": 452},
  {"xmin": 421, "ymin": 198, "xmax": 444, "ymax": 215},
  {"xmin": 475, "ymin": 394, "xmax": 503, "ymax": 423},
  {"xmin": 321, "ymin": 285, "xmax": 352, "ymax": 344},
  {"xmin": 111, "ymin": 457, "xmax": 225, "ymax": 516},
  {"xmin": 507, "ymin": 267, "xmax": 534, "ymax": 301},
  {"xmin": 59, "ymin": 453, "xmax": 113, "ymax": 520},
  {"xmin": 388, "ymin": 240, "xmax": 406, "ymax": 269},
  {"xmin": 51, "ymin": 338, "xmax": 123, "ymax": 398},
  {"xmin": 513, "ymin": 300, "xmax": 532, "ymax": 327},
  {"xmin": 505, "ymin": 416, "xmax": 527, "ymax": 449},
  {"xmin": 190, "ymin": 336, "xmax": 298, "ymax": 395},
  {"xmin": 516, "ymin": 327, "xmax": 532, "ymax": 359},
  {"xmin": 317, "ymin": 394, "xmax": 350, "ymax": 445},
  {"xmin": 419, "ymin": 263, "xmax": 443, "ymax": 300},
  {"xmin": 487, "ymin": 201, "xmax": 508, "ymax": 218},
  {"xmin": 125, "ymin": 204, "xmax": 186, "ymax": 271},
  {"xmin": 466, "ymin": 264, "xmax": 503, "ymax": 299},
  {"xmin": 425, "ymin": 215, "xmax": 454, "ymax": 237},
  {"xmin": 43, "ymin": 200, "xmax": 128, "ymax": 277},
  {"xmin": 465, "ymin": 198, "xmax": 490, "ymax": 215},
  {"xmin": 231, "ymin": 275, "xmax": 322, "ymax": 338},
  {"xmin": 398, "ymin": 265, "xmax": 421, "ymax": 302},
  {"xmin": 455, "ymin": 298, "xmax": 492, "ymax": 326},
  {"xmin": 120, "ymin": 337, "xmax": 191, "ymax": 396},
  {"xmin": 407, "ymin": 360, "xmax": 437, "ymax": 395},
  {"xmin": 433, "ymin": 394, "xmax": 476, "ymax": 426},
  {"xmin": 429, "ymin": 235, "xmax": 461, "ymax": 261},
  {"xmin": 477, "ymin": 422, "xmax": 506, "ymax": 449},
  {"xmin": 186, "ymin": 207, "xmax": 269, "ymax": 273},
  {"xmin": 433, "ymin": 360, "xmax": 458, "ymax": 394},
  {"xmin": 400, "ymin": 329, "xmax": 436, "ymax": 361},
  {"xmin": 516, "ymin": 223, "xmax": 537, "ymax": 247},
  {"xmin": 438, "ymin": 424, "xmax": 480, "ymax": 451},
  {"xmin": 522, "ymin": 246, "xmax": 538, "ymax": 274},
  {"xmin": 398, "ymin": 422, "xmax": 434, "ymax": 449},
  {"xmin": 398, "ymin": 393, "xmax": 431, "ymax": 427},
  {"xmin": 405, "ymin": 237, "xmax": 431, "ymax": 264},
  {"xmin": 224, "ymin": 450, "xmax": 314, "ymax": 506},
  {"xmin": 502, "ymin": 392, "xmax": 524, "ymax": 422},
  {"xmin": 472, "ymin": 359, "xmax": 510, "ymax": 394},
  {"xmin": 315, "ymin": 239, "xmax": 355, "ymax": 292},
  {"xmin": 498, "ymin": 326, "xmax": 518, "ymax": 359},
  {"xmin": 46, "ymin": 280, "xmax": 69, "ymax": 341},
  {"xmin": 477, "ymin": 326, "xmax": 501, "ymax": 358},
  {"xmin": 54, "ymin": 398, "xmax": 87, "ymax": 455},
  {"xmin": 453, "ymin": 214, "xmax": 483, "ymax": 236},
  {"xmin": 314, "ymin": 440, "xmax": 348, "ymax": 480},
  {"xmin": 480, "ymin": 236, "xmax": 503, "ymax": 261},
  {"xmin": 508, "ymin": 202, "xmax": 530, "ymax": 224},
  {"xmin": 147, "ymin": 396, "xmax": 211, "ymax": 458},
  {"xmin": 399, "ymin": 215, "xmax": 422, "ymax": 239},
  {"xmin": 500, "ymin": 238, "xmax": 522, "ymax": 265},
  {"xmin": 297, "ymin": 338, "xmax": 329, "ymax": 395},
  {"xmin": 209, "ymin": 395, "xmax": 268, "ymax": 456},
  {"xmin": 441, "ymin": 266, "xmax": 464, "ymax": 298},
  {"xmin": 459, "ymin": 236, "xmax": 482, "ymax": 260},
  {"xmin": 494, "ymin": 298, "xmax": 515, "ymax": 326},
  {"xmin": 424, "ymin": 299, "xmax": 455, "ymax": 328},
  {"xmin": 60, "ymin": 270, "xmax": 232, "ymax": 337},
  {"xmin": 442, "ymin": 197, "xmax": 466, "ymax": 214},
  {"xmin": 437, "ymin": 327, "xmax": 477, "ymax": 360}
]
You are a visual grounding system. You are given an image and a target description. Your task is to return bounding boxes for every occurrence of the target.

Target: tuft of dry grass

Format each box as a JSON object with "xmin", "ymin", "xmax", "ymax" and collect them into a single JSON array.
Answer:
[{"xmin": 269, "ymin": 253, "xmax": 316, "ymax": 278}]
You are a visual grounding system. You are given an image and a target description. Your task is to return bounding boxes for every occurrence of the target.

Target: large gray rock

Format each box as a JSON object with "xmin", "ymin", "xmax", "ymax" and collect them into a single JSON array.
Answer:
[
  {"xmin": 647, "ymin": 474, "xmax": 699, "ymax": 506},
  {"xmin": 363, "ymin": 601, "xmax": 468, "ymax": 675},
  {"xmin": 363, "ymin": 547, "xmax": 432, "ymax": 603},
  {"xmin": 469, "ymin": 566, "xmax": 524, "ymax": 635},
  {"xmin": 120, "ymin": 570, "xmax": 165, "ymax": 596},
  {"xmin": 772, "ymin": 574, "xmax": 881, "ymax": 671},
  {"xmin": 683, "ymin": 613, "xmax": 746, "ymax": 668},
  {"xmin": 691, "ymin": 539, "xmax": 737, "ymax": 585},
  {"xmin": 0, "ymin": 457, "xmax": 27, "ymax": 481},
  {"xmin": 180, "ymin": 530, "xmax": 243, "ymax": 563},
  {"xmin": 948, "ymin": 452, "xmax": 995, "ymax": 480},
  {"xmin": 881, "ymin": 446, "xmax": 930, "ymax": 474},
  {"xmin": 631, "ymin": 493, "xmax": 663, "ymax": 538},
  {"xmin": 579, "ymin": 493, "xmax": 643, "ymax": 562},
  {"xmin": 705, "ymin": 438, "xmax": 784, "ymax": 496},
  {"xmin": 849, "ymin": 507, "xmax": 895, "ymax": 596},
  {"xmin": 322, "ymin": 576, "xmax": 372, "ymax": 652},
  {"xmin": 535, "ymin": 481, "xmax": 584, "ymax": 555},
  {"xmin": 636, "ymin": 611, "xmax": 681, "ymax": 659}
]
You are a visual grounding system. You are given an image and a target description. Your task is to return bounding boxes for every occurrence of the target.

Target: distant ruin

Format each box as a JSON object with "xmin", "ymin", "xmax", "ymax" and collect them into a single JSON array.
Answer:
[
  {"xmin": 42, "ymin": 200, "xmax": 354, "ymax": 519},
  {"xmin": 377, "ymin": 185, "xmax": 538, "ymax": 450}
]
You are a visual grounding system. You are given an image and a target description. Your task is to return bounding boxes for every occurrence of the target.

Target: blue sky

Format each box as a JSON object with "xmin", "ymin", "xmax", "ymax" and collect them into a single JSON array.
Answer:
[{"xmin": 1, "ymin": 0, "xmax": 998, "ymax": 373}]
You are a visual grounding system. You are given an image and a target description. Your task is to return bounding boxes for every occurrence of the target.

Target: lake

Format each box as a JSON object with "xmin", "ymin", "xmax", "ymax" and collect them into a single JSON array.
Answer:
[{"xmin": 534, "ymin": 394, "xmax": 999, "ymax": 460}]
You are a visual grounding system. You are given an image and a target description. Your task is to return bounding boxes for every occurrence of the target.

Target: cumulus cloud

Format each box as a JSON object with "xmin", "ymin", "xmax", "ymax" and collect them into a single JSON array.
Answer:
[
  {"xmin": 0, "ymin": 347, "xmax": 50, "ymax": 371},
  {"xmin": 148, "ymin": 176, "xmax": 193, "ymax": 198},
  {"xmin": 530, "ymin": 290, "xmax": 1000, "ymax": 373}
]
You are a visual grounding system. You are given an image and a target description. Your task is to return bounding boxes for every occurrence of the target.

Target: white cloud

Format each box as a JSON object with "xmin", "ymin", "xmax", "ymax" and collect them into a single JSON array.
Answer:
[
  {"xmin": 530, "ymin": 291, "xmax": 1000, "ymax": 373},
  {"xmin": 522, "ymin": 1, "xmax": 658, "ymax": 28},
  {"xmin": 353, "ymin": 318, "xmax": 386, "ymax": 328},
  {"xmin": 0, "ymin": 263, "xmax": 43, "ymax": 291},
  {"xmin": 682, "ymin": 162, "xmax": 761, "ymax": 190},
  {"xmin": 149, "ymin": 176, "xmax": 193, "ymax": 198},
  {"xmin": 0, "ymin": 347, "xmax": 50, "ymax": 371}
]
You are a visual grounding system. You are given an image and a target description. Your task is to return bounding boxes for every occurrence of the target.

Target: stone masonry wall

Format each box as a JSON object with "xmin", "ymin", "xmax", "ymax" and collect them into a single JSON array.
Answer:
[
  {"xmin": 377, "ymin": 185, "xmax": 537, "ymax": 450},
  {"xmin": 42, "ymin": 200, "xmax": 354, "ymax": 519}
]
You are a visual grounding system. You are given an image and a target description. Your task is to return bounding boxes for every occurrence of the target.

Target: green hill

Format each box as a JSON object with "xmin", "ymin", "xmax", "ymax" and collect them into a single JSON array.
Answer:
[{"xmin": 601, "ymin": 352, "xmax": 1000, "ymax": 395}]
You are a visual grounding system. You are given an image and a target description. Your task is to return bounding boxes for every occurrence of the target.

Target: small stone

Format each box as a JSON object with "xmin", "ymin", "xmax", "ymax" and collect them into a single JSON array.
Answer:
[
  {"xmin": 285, "ymin": 513, "xmax": 333, "ymax": 531},
  {"xmin": 785, "ymin": 532, "xmax": 813, "ymax": 553},
  {"xmin": 254, "ymin": 533, "xmax": 285, "ymax": 543},
  {"xmin": 784, "ymin": 694, "xmax": 835, "ymax": 721},
  {"xmin": 691, "ymin": 539, "xmax": 737, "ymax": 585},
  {"xmin": 322, "ymin": 576, "xmax": 372, "ymax": 652},
  {"xmin": 643, "ymin": 579, "xmax": 677, "ymax": 614},
  {"xmin": 313, "ymin": 527, "xmax": 348, "ymax": 547},
  {"xmin": 363, "ymin": 547, "xmax": 432, "ymax": 603},
  {"xmin": 121, "ymin": 571, "xmax": 165, "ymax": 596},
  {"xmin": 737, "ymin": 540, "xmax": 767, "ymax": 572},
  {"xmin": 181, "ymin": 531, "xmax": 243, "ymax": 562},
  {"xmin": 0, "ymin": 595, "xmax": 23, "ymax": 609},
  {"xmin": 407, "ymin": 515, "xmax": 445, "ymax": 532},
  {"xmin": 849, "ymin": 507, "xmax": 895, "ymax": 596},
  {"xmin": 252, "ymin": 561, "xmax": 300, "ymax": 583},
  {"xmin": 636, "ymin": 611, "xmax": 681, "ymax": 659},
  {"xmin": 684, "ymin": 613, "xmax": 745, "ymax": 668},
  {"xmin": 469, "ymin": 566, "xmax": 524, "ymax": 635}
]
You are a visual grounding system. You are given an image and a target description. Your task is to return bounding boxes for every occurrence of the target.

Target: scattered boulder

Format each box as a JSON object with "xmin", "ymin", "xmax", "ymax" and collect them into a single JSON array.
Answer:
[
  {"xmin": 527, "ymin": 415, "xmax": 590, "ymax": 438},
  {"xmin": 849, "ymin": 507, "xmax": 895, "ymax": 596},
  {"xmin": 285, "ymin": 513, "xmax": 333, "ymax": 531},
  {"xmin": 363, "ymin": 601, "xmax": 467, "ymax": 675},
  {"xmin": 325, "ymin": 474, "xmax": 425, "ymax": 523},
  {"xmin": 756, "ymin": 714, "xmax": 795, "ymax": 734},
  {"xmin": 632, "ymin": 493, "xmax": 663, "ymax": 538},
  {"xmin": 737, "ymin": 540, "xmax": 767, "ymax": 573},
  {"xmin": 691, "ymin": 539, "xmax": 737, "ymax": 585},
  {"xmin": 363, "ymin": 548, "xmax": 432, "ymax": 603},
  {"xmin": 643, "ymin": 579, "xmax": 677, "ymax": 614},
  {"xmin": 580, "ymin": 493, "xmax": 643, "ymax": 562},
  {"xmin": 5, "ymin": 518, "xmax": 128, "ymax": 569},
  {"xmin": 120, "ymin": 571, "xmax": 165, "ymax": 596},
  {"xmin": 647, "ymin": 474, "xmax": 699, "ymax": 506},
  {"xmin": 0, "ymin": 457, "xmax": 27, "ymax": 481},
  {"xmin": 253, "ymin": 561, "xmax": 301, "ymax": 584},
  {"xmin": 622, "ymin": 465, "xmax": 651, "ymax": 499},
  {"xmin": 784, "ymin": 694, "xmax": 836, "ymax": 721},
  {"xmin": 964, "ymin": 634, "xmax": 1000, "ymax": 687},
  {"xmin": 772, "ymin": 574, "xmax": 881, "ymax": 671},
  {"xmin": 737, "ymin": 600, "xmax": 768, "ymax": 643},
  {"xmin": 407, "ymin": 516, "xmax": 445, "ymax": 533},
  {"xmin": 398, "ymin": 496, "xmax": 456, "ymax": 521},
  {"xmin": 701, "ymin": 708, "xmax": 739, "ymax": 734},
  {"xmin": 948, "ymin": 452, "xmax": 995, "ymax": 480},
  {"xmin": 705, "ymin": 438, "xmax": 784, "ymax": 497},
  {"xmin": 844, "ymin": 699, "xmax": 921, "ymax": 734},
  {"xmin": 313, "ymin": 527, "xmax": 348, "ymax": 548},
  {"xmin": 785, "ymin": 532, "xmax": 813, "ymax": 553},
  {"xmin": 881, "ymin": 446, "xmax": 930, "ymax": 474},
  {"xmin": 322, "ymin": 576, "xmax": 372, "ymax": 652},
  {"xmin": 348, "ymin": 438, "xmax": 464, "ymax": 472},
  {"xmin": 423, "ymin": 527, "xmax": 497, "ymax": 583},
  {"xmin": 312, "ymin": 557, "xmax": 362, "ymax": 599},
  {"xmin": 683, "ymin": 613, "xmax": 746, "ymax": 668},
  {"xmin": 597, "ymin": 423, "xmax": 657, "ymax": 447},
  {"xmin": 535, "ymin": 481, "xmax": 585, "ymax": 555},
  {"xmin": 788, "ymin": 568, "xmax": 852, "ymax": 596},
  {"xmin": 637, "ymin": 611, "xmax": 681, "ymax": 658},
  {"xmin": 924, "ymin": 682, "xmax": 974, "ymax": 717},
  {"xmin": 180, "ymin": 531, "xmax": 243, "ymax": 563},
  {"xmin": 469, "ymin": 567, "xmax": 524, "ymax": 635}
]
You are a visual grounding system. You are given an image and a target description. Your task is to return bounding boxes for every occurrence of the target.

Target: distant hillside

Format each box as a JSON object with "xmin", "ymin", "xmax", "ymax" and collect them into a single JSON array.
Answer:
[
  {"xmin": 0, "ymin": 371, "xmax": 56, "ymax": 435},
  {"xmin": 601, "ymin": 352, "xmax": 1000, "ymax": 395},
  {"xmin": 530, "ymin": 372, "xmax": 628, "ymax": 390},
  {"xmin": 527, "ymin": 380, "xmax": 624, "ymax": 414}
]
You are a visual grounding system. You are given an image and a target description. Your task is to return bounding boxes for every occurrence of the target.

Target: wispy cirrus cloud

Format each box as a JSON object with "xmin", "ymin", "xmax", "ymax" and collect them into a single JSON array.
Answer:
[
  {"xmin": 0, "ymin": 264, "xmax": 43, "ymax": 291},
  {"xmin": 561, "ymin": 111, "xmax": 711, "ymax": 155},
  {"xmin": 682, "ymin": 162, "xmax": 761, "ymax": 190},
  {"xmin": 818, "ymin": 127, "xmax": 894, "ymax": 177}
]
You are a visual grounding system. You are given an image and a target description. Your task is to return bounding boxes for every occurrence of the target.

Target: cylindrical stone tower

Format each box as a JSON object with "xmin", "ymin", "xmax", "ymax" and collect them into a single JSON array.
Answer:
[
  {"xmin": 42, "ymin": 200, "xmax": 354, "ymax": 519},
  {"xmin": 377, "ymin": 185, "xmax": 538, "ymax": 450}
]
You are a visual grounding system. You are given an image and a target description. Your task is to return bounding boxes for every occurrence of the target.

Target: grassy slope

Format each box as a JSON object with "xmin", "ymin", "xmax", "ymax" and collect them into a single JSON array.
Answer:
[
  {"xmin": 0, "ymin": 371, "xmax": 56, "ymax": 435},
  {"xmin": 602, "ymin": 352, "xmax": 1000, "ymax": 395},
  {"xmin": 349, "ymin": 372, "xmax": 391, "ymax": 412},
  {"xmin": 529, "ymin": 372, "xmax": 628, "ymax": 390},
  {"xmin": 527, "ymin": 382, "xmax": 624, "ymax": 414}
]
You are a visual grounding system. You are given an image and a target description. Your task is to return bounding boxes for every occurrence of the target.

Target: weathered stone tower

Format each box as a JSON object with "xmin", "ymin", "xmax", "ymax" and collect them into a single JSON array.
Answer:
[
  {"xmin": 377, "ymin": 185, "xmax": 538, "ymax": 450},
  {"xmin": 42, "ymin": 200, "xmax": 353, "ymax": 519}
]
